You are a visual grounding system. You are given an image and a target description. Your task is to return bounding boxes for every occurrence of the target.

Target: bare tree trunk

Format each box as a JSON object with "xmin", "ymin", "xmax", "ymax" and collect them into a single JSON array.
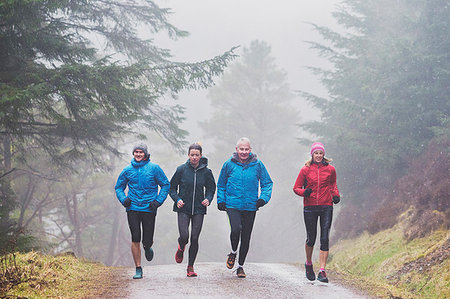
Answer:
[
  {"xmin": 3, "ymin": 136, "xmax": 11, "ymax": 170},
  {"xmin": 72, "ymin": 193, "xmax": 83, "ymax": 256},
  {"xmin": 106, "ymin": 207, "xmax": 120, "ymax": 266}
]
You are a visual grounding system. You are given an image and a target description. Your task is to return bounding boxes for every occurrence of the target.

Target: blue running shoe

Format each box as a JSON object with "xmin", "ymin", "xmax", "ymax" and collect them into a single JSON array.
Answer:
[
  {"xmin": 133, "ymin": 267, "xmax": 143, "ymax": 279},
  {"xmin": 144, "ymin": 247, "xmax": 154, "ymax": 261}
]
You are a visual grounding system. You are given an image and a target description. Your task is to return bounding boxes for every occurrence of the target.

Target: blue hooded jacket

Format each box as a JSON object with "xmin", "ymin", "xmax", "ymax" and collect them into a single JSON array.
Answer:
[
  {"xmin": 217, "ymin": 153, "xmax": 273, "ymax": 211},
  {"xmin": 115, "ymin": 157, "xmax": 170, "ymax": 213}
]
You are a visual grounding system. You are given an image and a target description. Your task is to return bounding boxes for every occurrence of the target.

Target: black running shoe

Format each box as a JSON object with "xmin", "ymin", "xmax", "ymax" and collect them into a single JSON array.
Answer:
[
  {"xmin": 226, "ymin": 253, "xmax": 236, "ymax": 269},
  {"xmin": 236, "ymin": 267, "xmax": 246, "ymax": 278},
  {"xmin": 317, "ymin": 270, "xmax": 328, "ymax": 283},
  {"xmin": 305, "ymin": 263, "xmax": 315, "ymax": 281}
]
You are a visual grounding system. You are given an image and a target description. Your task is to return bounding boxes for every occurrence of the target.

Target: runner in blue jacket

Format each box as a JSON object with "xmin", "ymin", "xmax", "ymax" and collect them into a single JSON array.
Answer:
[
  {"xmin": 217, "ymin": 137, "xmax": 273, "ymax": 278},
  {"xmin": 115, "ymin": 143, "xmax": 170, "ymax": 279}
]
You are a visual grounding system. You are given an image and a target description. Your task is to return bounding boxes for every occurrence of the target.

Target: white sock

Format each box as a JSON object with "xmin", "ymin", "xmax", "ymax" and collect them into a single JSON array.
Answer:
[{"xmin": 231, "ymin": 249, "xmax": 237, "ymax": 254}]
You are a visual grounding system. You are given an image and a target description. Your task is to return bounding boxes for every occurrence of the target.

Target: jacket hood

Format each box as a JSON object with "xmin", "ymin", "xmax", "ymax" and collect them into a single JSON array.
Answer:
[
  {"xmin": 131, "ymin": 157, "xmax": 150, "ymax": 168},
  {"xmin": 186, "ymin": 156, "xmax": 208, "ymax": 169},
  {"xmin": 231, "ymin": 152, "xmax": 258, "ymax": 164}
]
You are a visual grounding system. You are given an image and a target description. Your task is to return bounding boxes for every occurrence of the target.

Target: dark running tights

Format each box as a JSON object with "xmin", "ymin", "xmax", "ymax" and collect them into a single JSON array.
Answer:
[
  {"xmin": 303, "ymin": 205, "xmax": 333, "ymax": 251},
  {"xmin": 177, "ymin": 212, "xmax": 204, "ymax": 266},
  {"xmin": 226, "ymin": 208, "xmax": 256, "ymax": 266},
  {"xmin": 127, "ymin": 210, "xmax": 156, "ymax": 249}
]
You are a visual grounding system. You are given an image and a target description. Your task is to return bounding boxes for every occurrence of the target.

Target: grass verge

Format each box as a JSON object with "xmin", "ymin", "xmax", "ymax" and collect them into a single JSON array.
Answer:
[
  {"xmin": 1, "ymin": 251, "xmax": 128, "ymax": 298},
  {"xmin": 328, "ymin": 223, "xmax": 449, "ymax": 298}
]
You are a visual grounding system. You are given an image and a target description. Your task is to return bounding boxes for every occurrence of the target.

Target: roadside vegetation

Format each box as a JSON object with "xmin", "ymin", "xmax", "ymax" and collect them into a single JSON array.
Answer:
[
  {"xmin": 0, "ymin": 251, "xmax": 127, "ymax": 298},
  {"xmin": 328, "ymin": 210, "xmax": 449, "ymax": 299}
]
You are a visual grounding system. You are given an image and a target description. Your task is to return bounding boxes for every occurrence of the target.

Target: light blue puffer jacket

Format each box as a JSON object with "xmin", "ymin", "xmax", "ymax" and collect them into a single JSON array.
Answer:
[
  {"xmin": 217, "ymin": 153, "xmax": 273, "ymax": 211},
  {"xmin": 115, "ymin": 157, "xmax": 170, "ymax": 213}
]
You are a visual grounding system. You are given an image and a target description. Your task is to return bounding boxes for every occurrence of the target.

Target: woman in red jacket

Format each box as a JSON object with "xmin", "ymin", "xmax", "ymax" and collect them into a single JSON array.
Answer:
[{"xmin": 293, "ymin": 142, "xmax": 340, "ymax": 283}]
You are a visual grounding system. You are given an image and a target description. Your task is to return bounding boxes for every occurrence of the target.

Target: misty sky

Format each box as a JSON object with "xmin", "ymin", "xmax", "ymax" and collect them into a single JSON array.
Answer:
[{"xmin": 153, "ymin": 0, "xmax": 341, "ymax": 143}]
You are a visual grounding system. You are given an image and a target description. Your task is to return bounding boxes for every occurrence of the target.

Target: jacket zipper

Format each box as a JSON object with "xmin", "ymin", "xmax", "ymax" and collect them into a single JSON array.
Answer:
[
  {"xmin": 316, "ymin": 165, "xmax": 320, "ymax": 205},
  {"xmin": 192, "ymin": 169, "xmax": 197, "ymax": 215}
]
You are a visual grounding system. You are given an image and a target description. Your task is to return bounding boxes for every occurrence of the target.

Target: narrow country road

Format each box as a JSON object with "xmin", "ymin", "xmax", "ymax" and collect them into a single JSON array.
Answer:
[{"xmin": 125, "ymin": 262, "xmax": 369, "ymax": 298}]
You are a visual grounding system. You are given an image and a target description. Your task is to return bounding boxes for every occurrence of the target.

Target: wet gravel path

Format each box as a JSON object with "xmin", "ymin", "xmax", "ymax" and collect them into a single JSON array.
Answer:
[{"xmin": 126, "ymin": 262, "xmax": 369, "ymax": 298}]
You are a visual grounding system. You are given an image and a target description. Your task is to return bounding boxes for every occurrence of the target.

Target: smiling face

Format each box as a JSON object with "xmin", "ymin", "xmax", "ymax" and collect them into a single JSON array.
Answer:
[
  {"xmin": 236, "ymin": 142, "xmax": 252, "ymax": 162},
  {"xmin": 313, "ymin": 150, "xmax": 324, "ymax": 163},
  {"xmin": 133, "ymin": 149, "xmax": 146, "ymax": 162},
  {"xmin": 188, "ymin": 149, "xmax": 202, "ymax": 168}
]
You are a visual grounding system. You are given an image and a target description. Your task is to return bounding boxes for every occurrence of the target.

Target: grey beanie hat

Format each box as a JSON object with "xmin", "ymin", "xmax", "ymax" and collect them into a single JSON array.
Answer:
[{"xmin": 132, "ymin": 143, "xmax": 149, "ymax": 157}]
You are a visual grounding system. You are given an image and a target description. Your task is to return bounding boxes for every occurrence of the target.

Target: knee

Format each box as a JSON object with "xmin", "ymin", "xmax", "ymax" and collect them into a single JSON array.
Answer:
[
  {"xmin": 131, "ymin": 231, "xmax": 141, "ymax": 243},
  {"xmin": 320, "ymin": 238, "xmax": 329, "ymax": 251},
  {"xmin": 230, "ymin": 226, "xmax": 241, "ymax": 236},
  {"xmin": 190, "ymin": 235, "xmax": 199, "ymax": 244}
]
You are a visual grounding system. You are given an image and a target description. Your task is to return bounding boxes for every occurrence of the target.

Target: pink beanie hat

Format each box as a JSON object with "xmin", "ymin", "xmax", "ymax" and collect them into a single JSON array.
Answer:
[{"xmin": 310, "ymin": 142, "xmax": 325, "ymax": 156}]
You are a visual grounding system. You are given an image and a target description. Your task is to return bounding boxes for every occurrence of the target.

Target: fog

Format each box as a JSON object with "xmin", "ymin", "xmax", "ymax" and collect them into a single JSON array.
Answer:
[
  {"xmin": 109, "ymin": 0, "xmax": 342, "ymax": 266},
  {"xmin": 154, "ymin": 0, "xmax": 339, "ymax": 141}
]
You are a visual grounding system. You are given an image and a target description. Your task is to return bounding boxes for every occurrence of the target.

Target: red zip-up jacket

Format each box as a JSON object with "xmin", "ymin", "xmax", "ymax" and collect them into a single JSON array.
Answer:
[{"xmin": 293, "ymin": 162, "xmax": 339, "ymax": 207}]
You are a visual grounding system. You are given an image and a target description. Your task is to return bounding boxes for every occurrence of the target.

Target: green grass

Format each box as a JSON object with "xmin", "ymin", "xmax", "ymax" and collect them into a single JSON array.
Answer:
[
  {"xmin": 1, "ymin": 251, "xmax": 127, "ymax": 298},
  {"xmin": 328, "ymin": 225, "xmax": 449, "ymax": 298}
]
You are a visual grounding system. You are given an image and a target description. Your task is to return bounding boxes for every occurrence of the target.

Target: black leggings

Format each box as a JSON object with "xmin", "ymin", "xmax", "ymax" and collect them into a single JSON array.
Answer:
[
  {"xmin": 303, "ymin": 205, "xmax": 333, "ymax": 251},
  {"xmin": 226, "ymin": 208, "xmax": 256, "ymax": 266},
  {"xmin": 177, "ymin": 212, "xmax": 204, "ymax": 266},
  {"xmin": 127, "ymin": 210, "xmax": 156, "ymax": 249}
]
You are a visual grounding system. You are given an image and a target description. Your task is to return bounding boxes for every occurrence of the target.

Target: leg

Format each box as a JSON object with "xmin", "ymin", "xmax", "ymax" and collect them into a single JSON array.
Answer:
[
  {"xmin": 305, "ymin": 244, "xmax": 314, "ymax": 263},
  {"xmin": 303, "ymin": 207, "xmax": 319, "ymax": 281},
  {"xmin": 131, "ymin": 242, "xmax": 141, "ymax": 267},
  {"xmin": 127, "ymin": 211, "xmax": 142, "ymax": 267},
  {"xmin": 188, "ymin": 214, "xmax": 204, "ymax": 266},
  {"xmin": 303, "ymin": 207, "xmax": 319, "ymax": 263},
  {"xmin": 226, "ymin": 209, "xmax": 242, "ymax": 252},
  {"xmin": 319, "ymin": 250, "xmax": 329, "ymax": 270},
  {"xmin": 142, "ymin": 212, "xmax": 156, "ymax": 250},
  {"xmin": 237, "ymin": 210, "xmax": 256, "ymax": 266},
  {"xmin": 319, "ymin": 206, "xmax": 333, "ymax": 269},
  {"xmin": 177, "ymin": 212, "xmax": 191, "ymax": 249}
]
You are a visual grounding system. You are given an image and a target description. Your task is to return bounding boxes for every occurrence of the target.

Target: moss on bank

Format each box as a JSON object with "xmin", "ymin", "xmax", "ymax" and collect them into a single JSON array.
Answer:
[
  {"xmin": 1, "ymin": 251, "xmax": 128, "ymax": 298},
  {"xmin": 328, "ymin": 224, "xmax": 449, "ymax": 298}
]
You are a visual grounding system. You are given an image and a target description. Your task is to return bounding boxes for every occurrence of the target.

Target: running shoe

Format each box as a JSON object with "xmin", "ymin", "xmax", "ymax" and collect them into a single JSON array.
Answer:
[
  {"xmin": 305, "ymin": 263, "xmax": 315, "ymax": 281},
  {"xmin": 144, "ymin": 247, "xmax": 154, "ymax": 261},
  {"xmin": 187, "ymin": 265, "xmax": 197, "ymax": 277},
  {"xmin": 236, "ymin": 267, "xmax": 246, "ymax": 278},
  {"xmin": 317, "ymin": 270, "xmax": 328, "ymax": 283},
  {"xmin": 133, "ymin": 267, "xmax": 143, "ymax": 279},
  {"xmin": 175, "ymin": 245, "xmax": 184, "ymax": 263},
  {"xmin": 226, "ymin": 253, "xmax": 236, "ymax": 269}
]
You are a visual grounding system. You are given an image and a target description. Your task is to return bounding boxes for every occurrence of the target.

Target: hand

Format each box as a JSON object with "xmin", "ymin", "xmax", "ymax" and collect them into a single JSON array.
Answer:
[
  {"xmin": 304, "ymin": 188, "xmax": 312, "ymax": 197},
  {"xmin": 177, "ymin": 199, "xmax": 184, "ymax": 209},
  {"xmin": 218, "ymin": 202, "xmax": 226, "ymax": 211},
  {"xmin": 256, "ymin": 198, "xmax": 266, "ymax": 208},
  {"xmin": 123, "ymin": 197, "xmax": 131, "ymax": 207},
  {"xmin": 149, "ymin": 200, "xmax": 161, "ymax": 210},
  {"xmin": 202, "ymin": 199, "xmax": 210, "ymax": 207},
  {"xmin": 332, "ymin": 196, "xmax": 340, "ymax": 204}
]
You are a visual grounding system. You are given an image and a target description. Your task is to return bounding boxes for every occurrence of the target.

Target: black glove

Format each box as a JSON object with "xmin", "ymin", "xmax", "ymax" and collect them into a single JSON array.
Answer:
[
  {"xmin": 256, "ymin": 198, "xmax": 266, "ymax": 208},
  {"xmin": 332, "ymin": 196, "xmax": 340, "ymax": 204},
  {"xmin": 218, "ymin": 202, "xmax": 226, "ymax": 211},
  {"xmin": 304, "ymin": 188, "xmax": 312, "ymax": 197},
  {"xmin": 149, "ymin": 200, "xmax": 161, "ymax": 210},
  {"xmin": 123, "ymin": 197, "xmax": 131, "ymax": 207}
]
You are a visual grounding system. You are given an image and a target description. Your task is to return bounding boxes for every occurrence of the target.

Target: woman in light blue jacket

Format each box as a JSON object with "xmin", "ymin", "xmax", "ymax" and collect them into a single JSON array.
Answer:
[
  {"xmin": 217, "ymin": 137, "xmax": 273, "ymax": 278},
  {"xmin": 115, "ymin": 143, "xmax": 170, "ymax": 279}
]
